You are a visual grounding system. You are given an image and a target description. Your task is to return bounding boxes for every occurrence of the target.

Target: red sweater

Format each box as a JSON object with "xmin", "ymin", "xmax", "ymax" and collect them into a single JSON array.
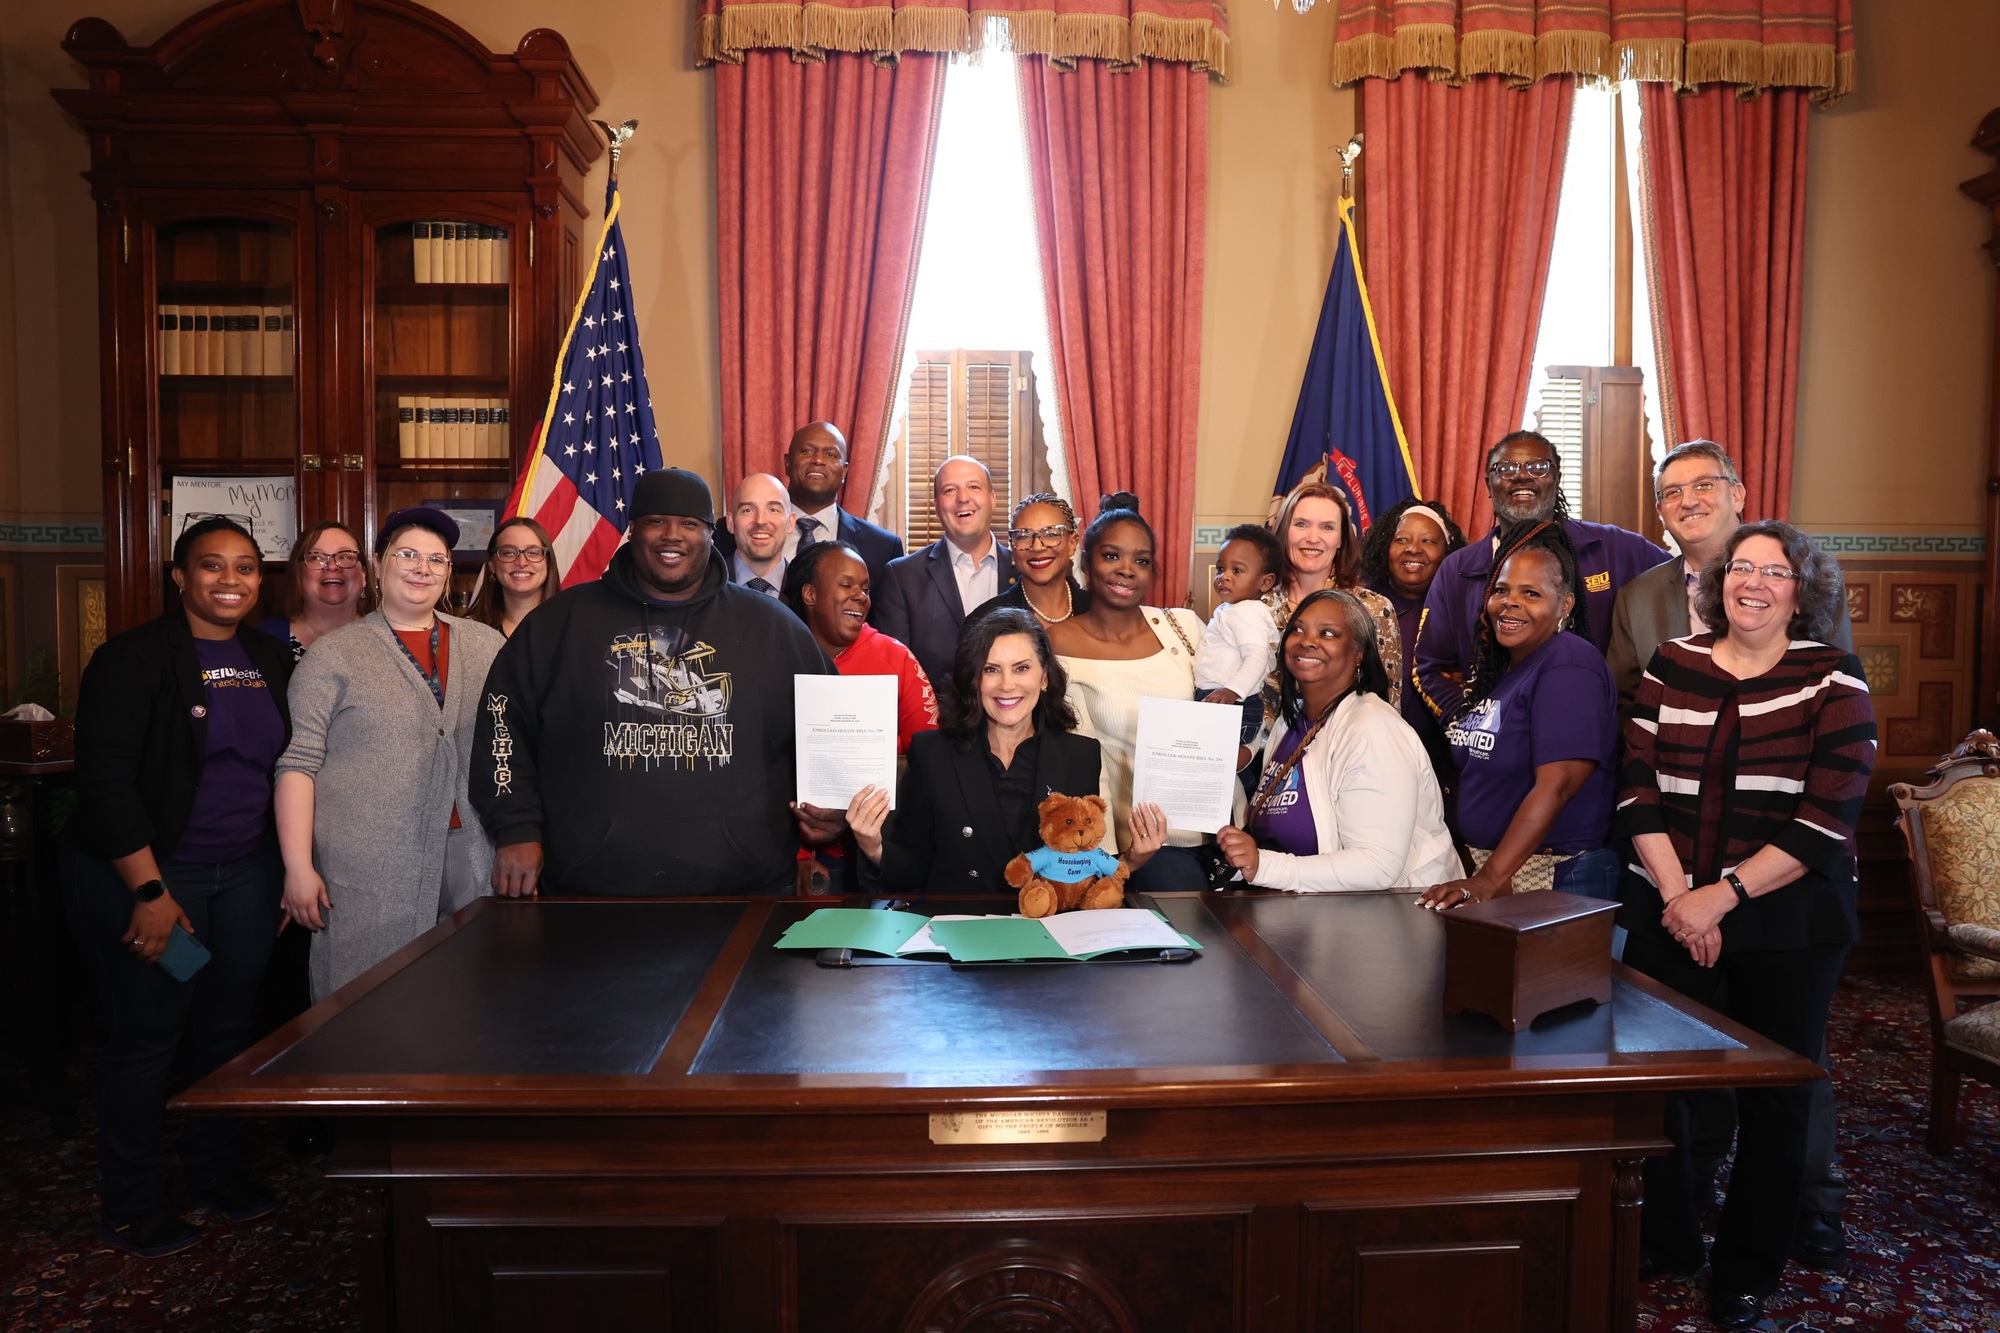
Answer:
[{"xmin": 835, "ymin": 623, "xmax": 938, "ymax": 755}]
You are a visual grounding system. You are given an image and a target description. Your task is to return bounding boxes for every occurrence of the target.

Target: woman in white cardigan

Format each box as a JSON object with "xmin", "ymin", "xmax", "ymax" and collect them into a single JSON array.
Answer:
[{"xmin": 1216, "ymin": 589, "xmax": 1459, "ymax": 892}]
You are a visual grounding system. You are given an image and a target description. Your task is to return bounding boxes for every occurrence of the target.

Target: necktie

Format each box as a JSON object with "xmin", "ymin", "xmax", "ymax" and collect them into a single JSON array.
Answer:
[
  {"xmin": 796, "ymin": 515, "xmax": 823, "ymax": 547},
  {"xmin": 747, "ymin": 577, "xmax": 775, "ymax": 596}
]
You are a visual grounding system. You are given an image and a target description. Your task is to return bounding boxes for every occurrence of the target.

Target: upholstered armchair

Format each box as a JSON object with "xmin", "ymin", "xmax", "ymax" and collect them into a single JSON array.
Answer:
[{"xmin": 1892, "ymin": 731, "xmax": 2000, "ymax": 1154}]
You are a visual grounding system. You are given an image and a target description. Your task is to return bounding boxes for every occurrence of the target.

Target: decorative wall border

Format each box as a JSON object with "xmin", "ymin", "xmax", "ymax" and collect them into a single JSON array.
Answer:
[{"xmin": 0, "ymin": 522, "xmax": 105, "ymax": 550}]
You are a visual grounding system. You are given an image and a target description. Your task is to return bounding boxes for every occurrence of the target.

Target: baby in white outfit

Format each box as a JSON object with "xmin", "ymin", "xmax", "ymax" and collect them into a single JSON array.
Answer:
[{"xmin": 1194, "ymin": 525, "xmax": 1282, "ymax": 755}]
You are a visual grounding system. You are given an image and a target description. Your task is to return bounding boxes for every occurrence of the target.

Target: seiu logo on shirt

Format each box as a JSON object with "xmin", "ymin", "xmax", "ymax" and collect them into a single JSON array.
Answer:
[
  {"xmin": 201, "ymin": 665, "xmax": 265, "ymax": 689},
  {"xmin": 1445, "ymin": 699, "xmax": 1503, "ymax": 758}
]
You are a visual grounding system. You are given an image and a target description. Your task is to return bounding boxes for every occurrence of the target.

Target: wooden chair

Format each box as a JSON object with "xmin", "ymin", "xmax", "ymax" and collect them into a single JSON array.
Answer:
[{"xmin": 1891, "ymin": 731, "xmax": 2000, "ymax": 1153}]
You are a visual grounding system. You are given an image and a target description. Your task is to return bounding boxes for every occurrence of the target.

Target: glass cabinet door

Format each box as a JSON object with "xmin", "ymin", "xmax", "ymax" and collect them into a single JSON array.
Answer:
[
  {"xmin": 152, "ymin": 216, "xmax": 300, "ymax": 620},
  {"xmin": 369, "ymin": 215, "xmax": 519, "ymax": 605}
]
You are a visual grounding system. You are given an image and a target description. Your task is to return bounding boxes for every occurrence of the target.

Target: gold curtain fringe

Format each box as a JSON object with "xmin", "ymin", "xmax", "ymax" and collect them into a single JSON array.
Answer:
[
  {"xmin": 1457, "ymin": 28, "xmax": 1535, "ymax": 82},
  {"xmin": 1758, "ymin": 42, "xmax": 1835, "ymax": 97},
  {"xmin": 1331, "ymin": 34, "xmax": 1400, "ymax": 86},
  {"xmin": 1683, "ymin": 38, "xmax": 1766, "ymax": 90},
  {"xmin": 1393, "ymin": 22, "xmax": 1456, "ymax": 74},
  {"xmin": 1534, "ymin": 28, "xmax": 1611, "ymax": 85},
  {"xmin": 1615, "ymin": 37, "xmax": 1684, "ymax": 88},
  {"xmin": 695, "ymin": 3, "xmax": 1227, "ymax": 75}
]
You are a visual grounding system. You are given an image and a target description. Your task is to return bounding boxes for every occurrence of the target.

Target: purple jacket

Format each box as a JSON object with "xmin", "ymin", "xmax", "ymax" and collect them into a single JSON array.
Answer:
[{"xmin": 1412, "ymin": 518, "xmax": 1669, "ymax": 722}]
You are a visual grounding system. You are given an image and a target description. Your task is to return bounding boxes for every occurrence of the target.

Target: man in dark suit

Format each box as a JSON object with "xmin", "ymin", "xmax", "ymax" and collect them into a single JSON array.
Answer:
[
  {"xmin": 1606, "ymin": 438, "xmax": 1853, "ymax": 721},
  {"xmin": 723, "ymin": 471, "xmax": 792, "ymax": 597},
  {"xmin": 874, "ymin": 456, "xmax": 1018, "ymax": 704},
  {"xmin": 717, "ymin": 421, "xmax": 903, "ymax": 615},
  {"xmin": 1605, "ymin": 437, "xmax": 1855, "ymax": 1277}
]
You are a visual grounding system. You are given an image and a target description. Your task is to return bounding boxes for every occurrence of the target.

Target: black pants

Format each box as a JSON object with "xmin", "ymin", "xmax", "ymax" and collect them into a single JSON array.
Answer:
[
  {"xmin": 1621, "ymin": 928, "xmax": 1847, "ymax": 1297},
  {"xmin": 1689, "ymin": 1038, "xmax": 1846, "ymax": 1218},
  {"xmin": 62, "ymin": 839, "xmax": 281, "ymax": 1224}
]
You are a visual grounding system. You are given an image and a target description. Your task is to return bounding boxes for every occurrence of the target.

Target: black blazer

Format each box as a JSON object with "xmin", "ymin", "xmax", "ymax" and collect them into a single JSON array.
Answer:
[
  {"xmin": 872, "ymin": 537, "xmax": 1019, "ymax": 708},
  {"xmin": 861, "ymin": 728, "xmax": 1101, "ymax": 894},
  {"xmin": 68, "ymin": 612, "xmax": 293, "ymax": 863}
]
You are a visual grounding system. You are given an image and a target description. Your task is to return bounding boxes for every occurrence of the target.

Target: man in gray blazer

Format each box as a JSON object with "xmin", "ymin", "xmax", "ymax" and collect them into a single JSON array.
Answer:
[
  {"xmin": 1607, "ymin": 437, "xmax": 1855, "ymax": 1277},
  {"xmin": 873, "ymin": 456, "xmax": 1017, "ymax": 708},
  {"xmin": 1606, "ymin": 439, "xmax": 1852, "ymax": 721}
]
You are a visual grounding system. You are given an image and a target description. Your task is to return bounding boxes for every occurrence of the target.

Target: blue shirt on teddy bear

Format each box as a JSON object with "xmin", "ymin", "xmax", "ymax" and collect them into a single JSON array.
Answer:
[{"xmin": 1025, "ymin": 846, "xmax": 1122, "ymax": 884}]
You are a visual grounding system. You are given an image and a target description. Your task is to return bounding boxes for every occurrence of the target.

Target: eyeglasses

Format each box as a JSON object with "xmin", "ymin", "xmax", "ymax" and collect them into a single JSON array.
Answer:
[
  {"xmin": 1655, "ymin": 475, "xmax": 1734, "ymax": 507},
  {"xmin": 1487, "ymin": 459, "xmax": 1555, "ymax": 480},
  {"xmin": 303, "ymin": 549, "xmax": 361, "ymax": 569},
  {"xmin": 494, "ymin": 546, "xmax": 548, "ymax": 564},
  {"xmin": 1008, "ymin": 525, "xmax": 1074, "ymax": 548},
  {"xmin": 387, "ymin": 547, "xmax": 453, "ymax": 574},
  {"xmin": 1722, "ymin": 559, "xmax": 1800, "ymax": 583}
]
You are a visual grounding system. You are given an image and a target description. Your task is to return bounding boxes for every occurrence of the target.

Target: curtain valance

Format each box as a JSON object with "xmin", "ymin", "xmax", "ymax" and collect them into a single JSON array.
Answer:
[
  {"xmin": 1331, "ymin": 1, "xmax": 1853, "ymax": 104},
  {"xmin": 695, "ymin": 0, "xmax": 1231, "ymax": 77}
]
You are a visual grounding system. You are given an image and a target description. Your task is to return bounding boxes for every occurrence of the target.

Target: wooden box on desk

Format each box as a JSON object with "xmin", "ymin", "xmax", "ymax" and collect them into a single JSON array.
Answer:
[
  {"xmin": 1441, "ymin": 891, "xmax": 1617, "ymax": 1031},
  {"xmin": 0, "ymin": 720, "xmax": 73, "ymax": 764}
]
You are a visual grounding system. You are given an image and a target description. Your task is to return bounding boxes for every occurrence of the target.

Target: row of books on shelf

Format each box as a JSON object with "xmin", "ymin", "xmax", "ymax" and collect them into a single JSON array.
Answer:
[
  {"xmin": 158, "ymin": 305, "xmax": 295, "ymax": 377},
  {"xmin": 396, "ymin": 396, "xmax": 512, "ymax": 460},
  {"xmin": 412, "ymin": 223, "xmax": 511, "ymax": 285}
]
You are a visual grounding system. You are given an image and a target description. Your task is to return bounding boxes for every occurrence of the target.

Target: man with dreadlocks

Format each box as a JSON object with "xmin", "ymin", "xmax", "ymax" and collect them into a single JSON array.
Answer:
[
  {"xmin": 1412, "ymin": 431, "xmax": 1668, "ymax": 725},
  {"xmin": 1417, "ymin": 521, "xmax": 1622, "ymax": 908}
]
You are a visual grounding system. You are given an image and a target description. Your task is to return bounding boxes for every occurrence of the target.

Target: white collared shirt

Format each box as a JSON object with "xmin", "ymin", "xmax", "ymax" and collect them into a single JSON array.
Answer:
[
  {"xmin": 784, "ymin": 502, "xmax": 842, "ymax": 561},
  {"xmin": 948, "ymin": 534, "xmax": 999, "ymax": 611}
]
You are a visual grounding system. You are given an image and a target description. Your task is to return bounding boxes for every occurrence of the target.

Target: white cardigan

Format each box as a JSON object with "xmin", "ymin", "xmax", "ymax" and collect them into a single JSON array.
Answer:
[{"xmin": 1247, "ymin": 689, "xmax": 1461, "ymax": 893}]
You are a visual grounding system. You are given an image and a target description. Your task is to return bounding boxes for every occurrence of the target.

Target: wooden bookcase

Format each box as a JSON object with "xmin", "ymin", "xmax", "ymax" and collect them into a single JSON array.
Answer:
[{"xmin": 54, "ymin": 0, "xmax": 601, "ymax": 633}]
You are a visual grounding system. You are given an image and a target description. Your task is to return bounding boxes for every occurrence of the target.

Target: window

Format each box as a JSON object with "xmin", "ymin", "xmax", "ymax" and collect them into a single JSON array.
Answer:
[
  {"xmin": 874, "ymin": 48, "xmax": 1068, "ymax": 543},
  {"xmin": 1522, "ymin": 84, "xmax": 1664, "ymax": 538}
]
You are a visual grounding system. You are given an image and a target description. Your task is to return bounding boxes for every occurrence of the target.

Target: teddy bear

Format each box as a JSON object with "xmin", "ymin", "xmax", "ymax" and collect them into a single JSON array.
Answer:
[{"xmin": 1004, "ymin": 792, "xmax": 1132, "ymax": 918}]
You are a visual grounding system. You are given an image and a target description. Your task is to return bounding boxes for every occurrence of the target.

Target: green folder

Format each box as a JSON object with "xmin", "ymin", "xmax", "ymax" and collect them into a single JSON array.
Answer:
[
  {"xmin": 926, "ymin": 917, "xmax": 1074, "ymax": 962},
  {"xmin": 773, "ymin": 908, "xmax": 931, "ymax": 956}
]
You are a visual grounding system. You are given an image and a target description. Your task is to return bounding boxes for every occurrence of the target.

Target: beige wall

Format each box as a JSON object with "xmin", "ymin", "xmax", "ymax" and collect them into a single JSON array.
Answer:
[
  {"xmin": 0, "ymin": 0, "xmax": 1992, "ymax": 540},
  {"xmin": 1792, "ymin": 0, "xmax": 1999, "ymax": 535}
]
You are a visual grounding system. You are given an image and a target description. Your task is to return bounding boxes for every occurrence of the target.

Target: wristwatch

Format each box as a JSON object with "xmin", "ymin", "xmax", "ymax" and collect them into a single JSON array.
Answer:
[
  {"xmin": 1723, "ymin": 871, "xmax": 1749, "ymax": 906},
  {"xmin": 131, "ymin": 878, "xmax": 166, "ymax": 903}
]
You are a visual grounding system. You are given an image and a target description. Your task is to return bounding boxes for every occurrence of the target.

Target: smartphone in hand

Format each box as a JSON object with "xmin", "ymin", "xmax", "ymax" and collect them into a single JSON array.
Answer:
[{"xmin": 156, "ymin": 924, "xmax": 211, "ymax": 982}]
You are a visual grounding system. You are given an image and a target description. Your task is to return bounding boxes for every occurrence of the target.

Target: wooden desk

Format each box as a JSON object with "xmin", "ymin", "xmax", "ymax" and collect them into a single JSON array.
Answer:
[{"xmin": 182, "ymin": 893, "xmax": 1819, "ymax": 1333}]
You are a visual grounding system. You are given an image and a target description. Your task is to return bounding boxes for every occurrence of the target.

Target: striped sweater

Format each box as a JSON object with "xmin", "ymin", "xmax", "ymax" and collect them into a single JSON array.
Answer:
[{"xmin": 1615, "ymin": 635, "xmax": 1877, "ymax": 952}]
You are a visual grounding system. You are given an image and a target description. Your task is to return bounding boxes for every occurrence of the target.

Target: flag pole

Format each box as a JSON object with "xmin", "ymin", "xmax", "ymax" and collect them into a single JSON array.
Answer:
[
  {"xmin": 591, "ymin": 117, "xmax": 640, "ymax": 183},
  {"xmin": 1338, "ymin": 134, "xmax": 1362, "ymax": 200}
]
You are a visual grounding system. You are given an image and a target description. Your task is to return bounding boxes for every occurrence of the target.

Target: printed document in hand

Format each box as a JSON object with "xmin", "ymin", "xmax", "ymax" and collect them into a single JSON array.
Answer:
[
  {"xmin": 1131, "ymin": 695, "xmax": 1240, "ymax": 833},
  {"xmin": 794, "ymin": 675, "xmax": 897, "ymax": 810}
]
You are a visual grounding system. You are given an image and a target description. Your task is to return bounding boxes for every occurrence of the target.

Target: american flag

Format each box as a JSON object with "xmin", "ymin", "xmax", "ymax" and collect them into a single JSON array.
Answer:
[{"xmin": 507, "ymin": 177, "xmax": 663, "ymax": 586}]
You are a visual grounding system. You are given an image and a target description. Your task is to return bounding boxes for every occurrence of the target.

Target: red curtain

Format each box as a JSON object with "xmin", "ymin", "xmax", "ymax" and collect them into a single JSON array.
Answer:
[
  {"xmin": 1019, "ymin": 56, "xmax": 1207, "ymax": 606},
  {"xmin": 714, "ymin": 50, "xmax": 945, "ymax": 501},
  {"xmin": 1363, "ymin": 74, "xmax": 1574, "ymax": 538},
  {"xmin": 1640, "ymin": 85, "xmax": 1810, "ymax": 521}
]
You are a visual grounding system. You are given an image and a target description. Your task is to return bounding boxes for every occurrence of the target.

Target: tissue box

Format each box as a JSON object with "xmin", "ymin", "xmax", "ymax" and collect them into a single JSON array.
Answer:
[
  {"xmin": 1440, "ymin": 890, "xmax": 1617, "ymax": 1032},
  {"xmin": 0, "ymin": 720, "xmax": 74, "ymax": 763}
]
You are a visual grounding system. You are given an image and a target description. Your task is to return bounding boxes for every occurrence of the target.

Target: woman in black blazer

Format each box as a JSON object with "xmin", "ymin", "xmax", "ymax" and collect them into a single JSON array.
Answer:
[
  {"xmin": 850, "ymin": 608, "xmax": 1164, "ymax": 892},
  {"xmin": 63, "ymin": 517, "xmax": 294, "ymax": 1257}
]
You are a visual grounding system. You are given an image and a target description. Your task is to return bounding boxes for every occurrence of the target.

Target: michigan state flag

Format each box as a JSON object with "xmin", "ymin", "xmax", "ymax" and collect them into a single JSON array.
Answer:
[{"xmin": 1272, "ymin": 194, "xmax": 1418, "ymax": 531}]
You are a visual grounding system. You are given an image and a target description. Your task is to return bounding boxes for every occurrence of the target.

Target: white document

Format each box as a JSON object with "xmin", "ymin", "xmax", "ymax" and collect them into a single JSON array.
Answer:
[
  {"xmin": 897, "ymin": 914, "xmax": 1005, "ymax": 955},
  {"xmin": 168, "ymin": 475, "xmax": 299, "ymax": 562},
  {"xmin": 795, "ymin": 674, "xmax": 898, "ymax": 811},
  {"xmin": 1131, "ymin": 695, "xmax": 1241, "ymax": 834},
  {"xmin": 1039, "ymin": 908, "xmax": 1190, "ymax": 957}
]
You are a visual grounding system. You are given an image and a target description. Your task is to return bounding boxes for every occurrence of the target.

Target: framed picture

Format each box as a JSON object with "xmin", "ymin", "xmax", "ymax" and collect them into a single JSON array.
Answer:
[
  {"xmin": 422, "ymin": 499, "xmax": 504, "ymax": 567},
  {"xmin": 167, "ymin": 475, "xmax": 299, "ymax": 562}
]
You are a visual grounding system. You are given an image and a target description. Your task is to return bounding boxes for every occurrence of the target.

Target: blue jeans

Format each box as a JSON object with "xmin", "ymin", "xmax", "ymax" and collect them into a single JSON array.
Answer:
[
  {"xmin": 62, "ymin": 838, "xmax": 281, "ymax": 1223},
  {"xmin": 1552, "ymin": 845, "xmax": 1622, "ymax": 900}
]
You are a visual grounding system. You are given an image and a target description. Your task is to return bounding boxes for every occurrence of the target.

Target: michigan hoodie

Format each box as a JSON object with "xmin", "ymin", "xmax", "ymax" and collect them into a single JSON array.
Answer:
[{"xmin": 470, "ymin": 542, "xmax": 835, "ymax": 894}]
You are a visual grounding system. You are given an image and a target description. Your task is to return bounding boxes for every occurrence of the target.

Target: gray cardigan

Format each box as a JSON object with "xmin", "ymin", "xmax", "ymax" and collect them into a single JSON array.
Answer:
[{"xmin": 276, "ymin": 610, "xmax": 504, "ymax": 997}]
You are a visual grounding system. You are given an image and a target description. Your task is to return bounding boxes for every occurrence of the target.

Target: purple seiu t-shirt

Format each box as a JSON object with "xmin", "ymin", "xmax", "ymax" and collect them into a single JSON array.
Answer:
[
  {"xmin": 1251, "ymin": 728, "xmax": 1318, "ymax": 856},
  {"xmin": 1444, "ymin": 632, "xmax": 1616, "ymax": 855},
  {"xmin": 171, "ymin": 636, "xmax": 285, "ymax": 864}
]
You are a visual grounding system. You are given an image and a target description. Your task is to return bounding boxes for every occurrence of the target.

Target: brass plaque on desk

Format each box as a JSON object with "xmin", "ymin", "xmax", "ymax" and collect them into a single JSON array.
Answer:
[{"xmin": 929, "ymin": 1109, "xmax": 1107, "ymax": 1145}]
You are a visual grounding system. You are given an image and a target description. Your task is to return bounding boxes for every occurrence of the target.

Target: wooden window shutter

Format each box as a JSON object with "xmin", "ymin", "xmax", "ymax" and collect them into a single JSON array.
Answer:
[
  {"xmin": 901, "ymin": 358, "xmax": 953, "ymax": 548},
  {"xmin": 888, "ymin": 350, "xmax": 1054, "ymax": 547},
  {"xmin": 1535, "ymin": 365, "xmax": 1660, "ymax": 542}
]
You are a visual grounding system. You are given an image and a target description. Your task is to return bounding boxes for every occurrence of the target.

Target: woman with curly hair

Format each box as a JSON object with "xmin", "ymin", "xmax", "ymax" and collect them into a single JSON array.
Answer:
[
  {"xmin": 1614, "ymin": 520, "xmax": 1875, "ymax": 1329},
  {"xmin": 1416, "ymin": 520, "xmax": 1620, "ymax": 909},
  {"xmin": 1362, "ymin": 497, "xmax": 1466, "ymax": 783}
]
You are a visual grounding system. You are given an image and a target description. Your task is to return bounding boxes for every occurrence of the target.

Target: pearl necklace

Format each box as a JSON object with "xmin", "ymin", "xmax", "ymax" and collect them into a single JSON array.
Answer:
[{"xmin": 1031, "ymin": 581, "xmax": 1075, "ymax": 625}]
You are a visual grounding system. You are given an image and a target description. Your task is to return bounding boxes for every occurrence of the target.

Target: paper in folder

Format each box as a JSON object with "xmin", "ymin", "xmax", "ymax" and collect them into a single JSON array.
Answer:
[{"xmin": 774, "ymin": 908, "xmax": 1200, "ymax": 962}]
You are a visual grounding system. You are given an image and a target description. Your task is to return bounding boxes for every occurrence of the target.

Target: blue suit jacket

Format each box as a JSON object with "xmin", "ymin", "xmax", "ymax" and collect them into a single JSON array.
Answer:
[{"xmin": 874, "ymin": 537, "xmax": 1019, "ymax": 707}]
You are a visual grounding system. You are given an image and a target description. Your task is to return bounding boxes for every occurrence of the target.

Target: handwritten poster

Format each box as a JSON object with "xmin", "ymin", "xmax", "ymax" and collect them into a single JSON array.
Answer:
[{"xmin": 168, "ymin": 475, "xmax": 299, "ymax": 561}]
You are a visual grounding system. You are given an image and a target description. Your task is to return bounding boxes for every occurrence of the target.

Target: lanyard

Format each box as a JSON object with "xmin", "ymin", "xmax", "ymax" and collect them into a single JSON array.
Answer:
[
  {"xmin": 1246, "ymin": 687, "xmax": 1354, "ymax": 824},
  {"xmin": 392, "ymin": 618, "xmax": 445, "ymax": 709}
]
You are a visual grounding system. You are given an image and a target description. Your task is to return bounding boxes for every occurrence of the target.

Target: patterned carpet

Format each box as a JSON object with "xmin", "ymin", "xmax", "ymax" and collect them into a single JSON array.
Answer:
[{"xmin": 0, "ymin": 973, "xmax": 1994, "ymax": 1332}]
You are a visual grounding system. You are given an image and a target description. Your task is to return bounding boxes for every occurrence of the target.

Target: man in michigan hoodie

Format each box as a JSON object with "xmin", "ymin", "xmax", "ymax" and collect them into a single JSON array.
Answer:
[{"xmin": 470, "ymin": 468, "xmax": 838, "ymax": 895}]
